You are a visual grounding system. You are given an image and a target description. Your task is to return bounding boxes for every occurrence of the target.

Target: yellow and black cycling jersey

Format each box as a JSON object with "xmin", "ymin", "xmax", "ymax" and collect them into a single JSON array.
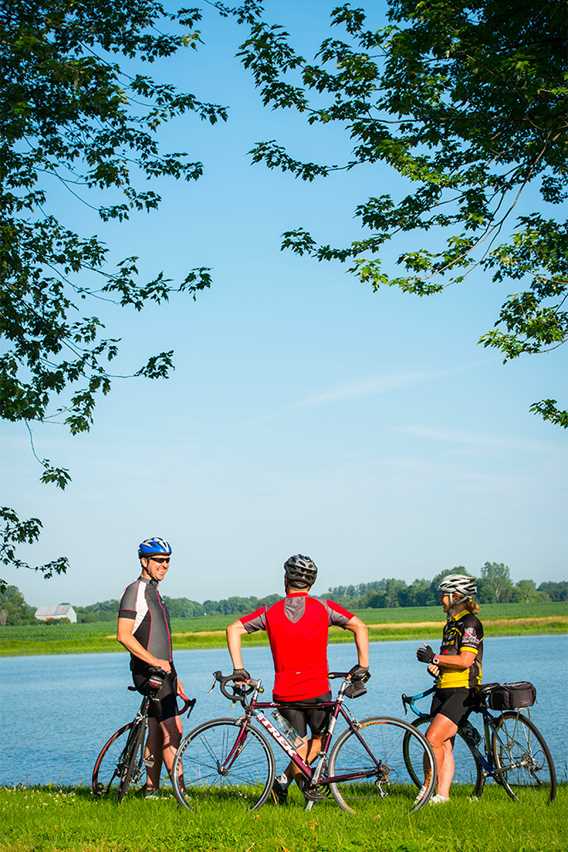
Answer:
[{"xmin": 436, "ymin": 610, "xmax": 483, "ymax": 689}]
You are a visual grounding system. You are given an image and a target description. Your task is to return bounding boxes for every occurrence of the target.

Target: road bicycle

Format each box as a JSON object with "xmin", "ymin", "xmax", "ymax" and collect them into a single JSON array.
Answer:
[
  {"xmin": 92, "ymin": 670, "xmax": 195, "ymax": 801},
  {"xmin": 401, "ymin": 682, "xmax": 556, "ymax": 803},
  {"xmin": 171, "ymin": 670, "xmax": 437, "ymax": 813}
]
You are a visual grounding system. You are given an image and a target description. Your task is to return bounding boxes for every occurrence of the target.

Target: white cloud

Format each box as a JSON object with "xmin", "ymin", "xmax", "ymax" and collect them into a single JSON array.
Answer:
[
  {"xmin": 399, "ymin": 425, "xmax": 559, "ymax": 453},
  {"xmin": 298, "ymin": 369, "xmax": 446, "ymax": 407}
]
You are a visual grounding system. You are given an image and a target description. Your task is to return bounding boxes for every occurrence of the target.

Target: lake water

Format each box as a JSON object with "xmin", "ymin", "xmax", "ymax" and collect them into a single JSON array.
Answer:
[{"xmin": 1, "ymin": 635, "xmax": 567, "ymax": 786}]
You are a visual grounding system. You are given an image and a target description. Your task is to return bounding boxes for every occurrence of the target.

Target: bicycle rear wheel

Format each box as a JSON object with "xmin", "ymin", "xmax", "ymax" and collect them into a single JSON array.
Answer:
[
  {"xmin": 172, "ymin": 718, "xmax": 275, "ymax": 811},
  {"xmin": 328, "ymin": 716, "xmax": 436, "ymax": 813},
  {"xmin": 403, "ymin": 715, "xmax": 484, "ymax": 799},
  {"xmin": 92, "ymin": 722, "xmax": 139, "ymax": 799},
  {"xmin": 118, "ymin": 722, "xmax": 146, "ymax": 801},
  {"xmin": 492, "ymin": 712, "xmax": 557, "ymax": 803}
]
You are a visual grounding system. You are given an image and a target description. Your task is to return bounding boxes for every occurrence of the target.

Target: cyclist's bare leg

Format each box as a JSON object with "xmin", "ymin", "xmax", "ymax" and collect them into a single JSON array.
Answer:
[
  {"xmin": 159, "ymin": 716, "xmax": 183, "ymax": 787},
  {"xmin": 285, "ymin": 735, "xmax": 323, "ymax": 788},
  {"xmin": 145, "ymin": 718, "xmax": 163, "ymax": 791},
  {"xmin": 306, "ymin": 735, "xmax": 323, "ymax": 767},
  {"xmin": 425, "ymin": 714, "xmax": 458, "ymax": 798}
]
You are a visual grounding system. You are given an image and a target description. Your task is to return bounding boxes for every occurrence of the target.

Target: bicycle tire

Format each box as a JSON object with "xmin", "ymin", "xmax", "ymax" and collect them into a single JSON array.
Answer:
[
  {"xmin": 118, "ymin": 721, "xmax": 146, "ymax": 801},
  {"xmin": 492, "ymin": 711, "xmax": 557, "ymax": 803},
  {"xmin": 172, "ymin": 717, "xmax": 275, "ymax": 811},
  {"xmin": 402, "ymin": 715, "xmax": 484, "ymax": 799},
  {"xmin": 92, "ymin": 722, "xmax": 134, "ymax": 798},
  {"xmin": 327, "ymin": 716, "xmax": 437, "ymax": 813}
]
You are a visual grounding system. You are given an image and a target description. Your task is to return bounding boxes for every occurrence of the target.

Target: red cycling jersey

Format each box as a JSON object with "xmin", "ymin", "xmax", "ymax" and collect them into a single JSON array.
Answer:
[{"xmin": 240, "ymin": 592, "xmax": 354, "ymax": 701}]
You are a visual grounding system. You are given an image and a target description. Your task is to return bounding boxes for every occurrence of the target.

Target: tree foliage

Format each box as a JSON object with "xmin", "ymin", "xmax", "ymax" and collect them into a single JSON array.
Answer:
[
  {"xmin": 1, "ymin": 1, "xmax": 227, "ymax": 583},
  {"xmin": 230, "ymin": 0, "xmax": 568, "ymax": 425},
  {"xmin": 0, "ymin": 584, "xmax": 35, "ymax": 625},
  {"xmin": 478, "ymin": 560, "xmax": 514, "ymax": 602}
]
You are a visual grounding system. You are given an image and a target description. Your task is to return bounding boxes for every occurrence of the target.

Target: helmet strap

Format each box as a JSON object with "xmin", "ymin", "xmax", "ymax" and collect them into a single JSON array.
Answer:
[
  {"xmin": 140, "ymin": 557, "xmax": 160, "ymax": 583},
  {"xmin": 447, "ymin": 592, "xmax": 468, "ymax": 616}
]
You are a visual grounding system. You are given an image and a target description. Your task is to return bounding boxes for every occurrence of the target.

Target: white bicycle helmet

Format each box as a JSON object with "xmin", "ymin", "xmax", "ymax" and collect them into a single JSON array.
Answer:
[{"xmin": 438, "ymin": 573, "xmax": 477, "ymax": 600}]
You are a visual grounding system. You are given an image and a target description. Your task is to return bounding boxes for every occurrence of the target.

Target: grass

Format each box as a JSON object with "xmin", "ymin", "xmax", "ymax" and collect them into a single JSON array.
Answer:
[
  {"xmin": 0, "ymin": 602, "xmax": 566, "ymax": 657},
  {"xmin": 0, "ymin": 784, "xmax": 566, "ymax": 851}
]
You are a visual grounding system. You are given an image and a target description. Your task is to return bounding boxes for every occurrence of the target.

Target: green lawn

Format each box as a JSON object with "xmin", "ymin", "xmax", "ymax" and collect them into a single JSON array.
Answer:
[
  {"xmin": 0, "ymin": 785, "xmax": 565, "ymax": 851},
  {"xmin": 0, "ymin": 601, "xmax": 566, "ymax": 656}
]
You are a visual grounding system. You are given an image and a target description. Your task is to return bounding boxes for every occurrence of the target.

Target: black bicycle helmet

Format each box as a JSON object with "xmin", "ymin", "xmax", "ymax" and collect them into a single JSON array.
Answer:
[{"xmin": 284, "ymin": 554, "xmax": 318, "ymax": 587}]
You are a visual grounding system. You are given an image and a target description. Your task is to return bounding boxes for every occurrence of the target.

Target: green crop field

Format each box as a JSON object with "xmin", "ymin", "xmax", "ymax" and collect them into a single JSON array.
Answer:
[
  {"xmin": 0, "ymin": 601, "xmax": 566, "ymax": 656},
  {"xmin": 0, "ymin": 785, "xmax": 566, "ymax": 851}
]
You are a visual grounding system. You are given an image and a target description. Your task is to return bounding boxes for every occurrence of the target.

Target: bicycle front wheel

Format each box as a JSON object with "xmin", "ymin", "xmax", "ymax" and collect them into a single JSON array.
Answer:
[
  {"xmin": 492, "ymin": 712, "xmax": 557, "ymax": 803},
  {"xmin": 328, "ymin": 716, "xmax": 436, "ymax": 813},
  {"xmin": 92, "ymin": 722, "xmax": 139, "ymax": 799},
  {"xmin": 403, "ymin": 715, "xmax": 484, "ymax": 799},
  {"xmin": 172, "ymin": 718, "xmax": 275, "ymax": 811}
]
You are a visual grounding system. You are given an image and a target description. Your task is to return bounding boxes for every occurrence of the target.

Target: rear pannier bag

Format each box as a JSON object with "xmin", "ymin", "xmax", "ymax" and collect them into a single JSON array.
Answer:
[{"xmin": 487, "ymin": 681, "xmax": 536, "ymax": 711}]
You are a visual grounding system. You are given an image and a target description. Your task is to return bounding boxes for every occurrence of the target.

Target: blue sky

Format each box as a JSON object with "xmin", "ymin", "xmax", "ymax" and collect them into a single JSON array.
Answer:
[{"xmin": 3, "ymin": 1, "xmax": 567, "ymax": 607}]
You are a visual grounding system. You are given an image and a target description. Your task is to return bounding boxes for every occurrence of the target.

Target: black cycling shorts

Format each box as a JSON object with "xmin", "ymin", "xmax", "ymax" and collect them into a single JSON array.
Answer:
[
  {"xmin": 133, "ymin": 671, "xmax": 179, "ymax": 722},
  {"xmin": 430, "ymin": 687, "xmax": 477, "ymax": 727},
  {"xmin": 277, "ymin": 692, "xmax": 332, "ymax": 738}
]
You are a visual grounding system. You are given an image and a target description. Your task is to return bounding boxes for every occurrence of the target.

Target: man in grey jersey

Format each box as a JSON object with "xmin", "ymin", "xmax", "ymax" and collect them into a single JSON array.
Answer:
[{"xmin": 117, "ymin": 537, "xmax": 186, "ymax": 798}]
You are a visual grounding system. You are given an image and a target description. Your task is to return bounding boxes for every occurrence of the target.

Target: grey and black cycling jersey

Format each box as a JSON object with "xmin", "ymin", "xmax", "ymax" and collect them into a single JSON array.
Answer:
[{"xmin": 118, "ymin": 577, "xmax": 173, "ymax": 674}]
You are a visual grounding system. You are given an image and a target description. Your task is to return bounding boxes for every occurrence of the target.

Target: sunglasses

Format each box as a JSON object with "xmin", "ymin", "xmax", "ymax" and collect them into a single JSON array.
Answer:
[{"xmin": 149, "ymin": 556, "xmax": 171, "ymax": 565}]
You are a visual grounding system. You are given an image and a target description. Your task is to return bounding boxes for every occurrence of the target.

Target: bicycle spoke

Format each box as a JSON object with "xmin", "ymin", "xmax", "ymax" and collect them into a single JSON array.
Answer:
[
  {"xmin": 403, "ymin": 715, "xmax": 483, "ymax": 799},
  {"xmin": 492, "ymin": 712, "xmax": 556, "ymax": 803},
  {"xmin": 92, "ymin": 723, "xmax": 147, "ymax": 799},
  {"xmin": 329, "ymin": 717, "xmax": 436, "ymax": 813},
  {"xmin": 172, "ymin": 719, "xmax": 274, "ymax": 811}
]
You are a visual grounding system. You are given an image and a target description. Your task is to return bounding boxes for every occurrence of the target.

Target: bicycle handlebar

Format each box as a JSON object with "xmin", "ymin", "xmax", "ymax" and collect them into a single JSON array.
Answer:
[
  {"xmin": 210, "ymin": 669, "xmax": 366, "ymax": 707},
  {"xmin": 210, "ymin": 670, "xmax": 263, "ymax": 704},
  {"xmin": 178, "ymin": 696, "xmax": 197, "ymax": 717},
  {"xmin": 401, "ymin": 686, "xmax": 435, "ymax": 716}
]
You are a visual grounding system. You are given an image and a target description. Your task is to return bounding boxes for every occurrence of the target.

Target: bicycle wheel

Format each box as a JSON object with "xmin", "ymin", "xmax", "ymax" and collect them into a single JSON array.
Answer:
[
  {"xmin": 328, "ymin": 716, "xmax": 436, "ymax": 813},
  {"xmin": 403, "ymin": 715, "xmax": 484, "ymax": 799},
  {"xmin": 492, "ymin": 712, "xmax": 557, "ymax": 803},
  {"xmin": 92, "ymin": 722, "xmax": 139, "ymax": 798},
  {"xmin": 172, "ymin": 718, "xmax": 275, "ymax": 811},
  {"xmin": 118, "ymin": 722, "xmax": 146, "ymax": 801}
]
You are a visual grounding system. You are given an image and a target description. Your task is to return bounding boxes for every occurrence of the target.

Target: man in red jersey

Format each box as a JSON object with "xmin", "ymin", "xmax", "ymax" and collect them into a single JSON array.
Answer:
[{"xmin": 226, "ymin": 554, "xmax": 369, "ymax": 804}]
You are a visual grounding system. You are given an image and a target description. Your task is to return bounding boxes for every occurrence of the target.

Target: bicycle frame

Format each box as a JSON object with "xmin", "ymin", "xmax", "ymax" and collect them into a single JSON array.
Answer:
[
  {"xmin": 401, "ymin": 685, "xmax": 530, "ymax": 781},
  {"xmin": 219, "ymin": 680, "xmax": 383, "ymax": 787},
  {"xmin": 92, "ymin": 686, "xmax": 196, "ymax": 799}
]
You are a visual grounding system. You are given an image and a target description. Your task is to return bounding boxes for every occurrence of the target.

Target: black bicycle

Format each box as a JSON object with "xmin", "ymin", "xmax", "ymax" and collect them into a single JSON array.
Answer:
[
  {"xmin": 171, "ymin": 670, "xmax": 437, "ymax": 812},
  {"xmin": 401, "ymin": 681, "xmax": 556, "ymax": 803},
  {"xmin": 92, "ymin": 669, "xmax": 195, "ymax": 801}
]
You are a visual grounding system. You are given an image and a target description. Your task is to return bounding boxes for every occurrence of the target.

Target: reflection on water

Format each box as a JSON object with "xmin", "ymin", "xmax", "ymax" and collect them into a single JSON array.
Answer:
[{"xmin": 0, "ymin": 634, "xmax": 566, "ymax": 786}]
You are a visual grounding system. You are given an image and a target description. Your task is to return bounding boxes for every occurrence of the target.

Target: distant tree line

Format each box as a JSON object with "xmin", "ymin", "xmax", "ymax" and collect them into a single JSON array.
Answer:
[
  {"xmin": 71, "ymin": 593, "xmax": 282, "ymax": 623},
  {"xmin": 1, "ymin": 563, "xmax": 566, "ymax": 626},
  {"xmin": 327, "ymin": 564, "xmax": 568, "ymax": 608}
]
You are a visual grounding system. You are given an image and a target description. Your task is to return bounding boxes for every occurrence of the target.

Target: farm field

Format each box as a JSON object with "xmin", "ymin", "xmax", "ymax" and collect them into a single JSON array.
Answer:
[
  {"xmin": 0, "ymin": 785, "xmax": 566, "ymax": 851},
  {"xmin": 0, "ymin": 601, "xmax": 566, "ymax": 656}
]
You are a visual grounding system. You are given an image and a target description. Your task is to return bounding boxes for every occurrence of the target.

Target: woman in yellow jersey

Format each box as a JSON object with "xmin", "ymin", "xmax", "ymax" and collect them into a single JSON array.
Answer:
[{"xmin": 415, "ymin": 574, "xmax": 483, "ymax": 804}]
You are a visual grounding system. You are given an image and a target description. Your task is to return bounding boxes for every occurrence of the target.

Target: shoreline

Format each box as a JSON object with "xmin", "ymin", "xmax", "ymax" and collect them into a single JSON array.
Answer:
[{"xmin": 1, "ymin": 616, "xmax": 566, "ymax": 657}]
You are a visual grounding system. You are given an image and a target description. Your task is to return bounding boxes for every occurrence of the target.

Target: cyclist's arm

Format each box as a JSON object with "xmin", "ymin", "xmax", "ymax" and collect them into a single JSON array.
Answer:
[
  {"xmin": 226, "ymin": 620, "xmax": 247, "ymax": 670},
  {"xmin": 435, "ymin": 649, "xmax": 477, "ymax": 670},
  {"xmin": 116, "ymin": 617, "xmax": 171, "ymax": 673},
  {"xmin": 344, "ymin": 616, "xmax": 369, "ymax": 668}
]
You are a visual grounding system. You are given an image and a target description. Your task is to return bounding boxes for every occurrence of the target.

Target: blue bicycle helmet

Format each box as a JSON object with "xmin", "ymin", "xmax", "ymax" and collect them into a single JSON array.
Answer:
[{"xmin": 138, "ymin": 537, "xmax": 172, "ymax": 557}]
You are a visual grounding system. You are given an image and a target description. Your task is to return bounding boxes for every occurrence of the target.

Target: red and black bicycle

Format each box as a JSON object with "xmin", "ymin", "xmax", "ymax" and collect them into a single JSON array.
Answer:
[{"xmin": 171, "ymin": 670, "xmax": 436, "ymax": 812}]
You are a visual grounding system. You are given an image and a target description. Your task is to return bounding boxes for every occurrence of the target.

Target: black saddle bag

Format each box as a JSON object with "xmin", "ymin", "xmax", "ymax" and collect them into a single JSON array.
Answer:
[{"xmin": 486, "ymin": 681, "xmax": 536, "ymax": 711}]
